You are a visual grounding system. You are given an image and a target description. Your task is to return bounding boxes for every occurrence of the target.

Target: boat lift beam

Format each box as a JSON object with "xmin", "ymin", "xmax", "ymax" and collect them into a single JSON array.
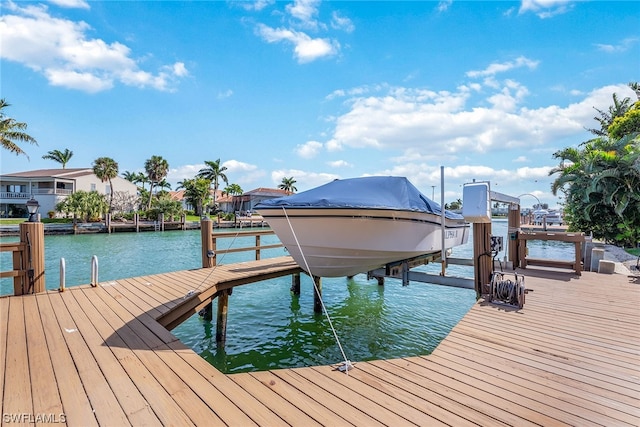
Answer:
[{"xmin": 368, "ymin": 252, "xmax": 474, "ymax": 289}]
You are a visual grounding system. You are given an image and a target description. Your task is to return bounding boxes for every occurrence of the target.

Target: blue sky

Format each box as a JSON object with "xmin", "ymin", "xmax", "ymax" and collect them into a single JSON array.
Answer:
[{"xmin": 1, "ymin": 0, "xmax": 638, "ymax": 208}]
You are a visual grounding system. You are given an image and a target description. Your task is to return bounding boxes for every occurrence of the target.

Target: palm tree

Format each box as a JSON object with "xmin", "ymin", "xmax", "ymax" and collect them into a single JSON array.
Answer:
[
  {"xmin": 177, "ymin": 177, "xmax": 212, "ymax": 215},
  {"xmin": 223, "ymin": 183, "xmax": 243, "ymax": 196},
  {"xmin": 122, "ymin": 170, "xmax": 138, "ymax": 182},
  {"xmin": 93, "ymin": 157, "xmax": 119, "ymax": 213},
  {"xmin": 144, "ymin": 155, "xmax": 169, "ymax": 209},
  {"xmin": 42, "ymin": 148, "xmax": 73, "ymax": 168},
  {"xmin": 197, "ymin": 159, "xmax": 228, "ymax": 208},
  {"xmin": 278, "ymin": 176, "xmax": 297, "ymax": 193},
  {"xmin": 0, "ymin": 98, "xmax": 38, "ymax": 158}
]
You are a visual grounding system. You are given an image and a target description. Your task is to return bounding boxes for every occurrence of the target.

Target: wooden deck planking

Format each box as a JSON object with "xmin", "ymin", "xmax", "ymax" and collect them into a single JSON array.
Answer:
[
  {"xmin": 3, "ymin": 298, "xmax": 32, "ymax": 426},
  {"xmin": 307, "ymin": 364, "xmax": 463, "ymax": 427},
  {"xmin": 432, "ymin": 339, "xmax": 640, "ymax": 426},
  {"xmin": 22, "ymin": 296, "xmax": 64, "ymax": 425},
  {"xmin": 1, "ymin": 255, "xmax": 639, "ymax": 426},
  {"xmin": 78, "ymin": 287, "xmax": 197, "ymax": 426},
  {"xmin": 34, "ymin": 293, "xmax": 98, "ymax": 426}
]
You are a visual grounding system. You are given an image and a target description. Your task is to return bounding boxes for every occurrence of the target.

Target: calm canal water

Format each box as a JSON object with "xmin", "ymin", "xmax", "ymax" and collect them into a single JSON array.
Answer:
[{"xmin": 0, "ymin": 220, "xmax": 576, "ymax": 373}]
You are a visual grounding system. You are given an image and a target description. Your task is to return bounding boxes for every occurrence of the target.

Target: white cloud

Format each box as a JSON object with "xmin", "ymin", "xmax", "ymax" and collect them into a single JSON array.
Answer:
[
  {"xmin": 256, "ymin": 24, "xmax": 338, "ymax": 63},
  {"xmin": 326, "ymin": 79, "xmax": 634, "ymax": 157},
  {"xmin": 519, "ymin": 0, "xmax": 574, "ymax": 18},
  {"xmin": 296, "ymin": 140, "xmax": 323, "ymax": 158},
  {"xmin": 513, "ymin": 156, "xmax": 528, "ymax": 163},
  {"xmin": 217, "ymin": 89, "xmax": 234, "ymax": 99},
  {"xmin": 436, "ymin": 1, "xmax": 453, "ymax": 13},
  {"xmin": 327, "ymin": 160, "xmax": 352, "ymax": 168},
  {"xmin": 48, "ymin": 0, "xmax": 90, "ymax": 9},
  {"xmin": 594, "ymin": 37, "xmax": 639, "ymax": 53},
  {"xmin": 236, "ymin": 0, "xmax": 275, "ymax": 12},
  {"xmin": 331, "ymin": 11, "xmax": 354, "ymax": 33},
  {"xmin": 286, "ymin": 0, "xmax": 321, "ymax": 28},
  {"xmin": 466, "ymin": 56, "xmax": 539, "ymax": 78},
  {"xmin": 0, "ymin": 3, "xmax": 188, "ymax": 92}
]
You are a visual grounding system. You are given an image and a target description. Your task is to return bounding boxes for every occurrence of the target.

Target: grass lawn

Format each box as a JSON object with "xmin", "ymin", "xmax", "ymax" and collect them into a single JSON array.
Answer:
[{"xmin": 628, "ymin": 247, "xmax": 640, "ymax": 257}]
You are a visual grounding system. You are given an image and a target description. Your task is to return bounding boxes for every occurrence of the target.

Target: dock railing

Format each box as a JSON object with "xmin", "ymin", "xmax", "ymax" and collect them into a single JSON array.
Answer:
[
  {"xmin": 200, "ymin": 218, "xmax": 283, "ymax": 268},
  {"xmin": 0, "ymin": 221, "xmax": 45, "ymax": 296},
  {"xmin": 517, "ymin": 231, "xmax": 585, "ymax": 275}
]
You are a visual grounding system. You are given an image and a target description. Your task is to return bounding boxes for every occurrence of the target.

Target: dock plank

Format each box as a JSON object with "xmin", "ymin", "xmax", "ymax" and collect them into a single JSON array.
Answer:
[
  {"xmin": 48, "ymin": 292, "xmax": 131, "ymax": 426},
  {"xmin": 80, "ymin": 287, "xmax": 197, "ymax": 426},
  {"xmin": 64, "ymin": 289, "xmax": 163, "ymax": 426},
  {"xmin": 35, "ymin": 293, "xmax": 98, "ymax": 426},
  {"xmin": 23, "ymin": 296, "xmax": 64, "ymax": 425},
  {"xmin": 3, "ymin": 297, "xmax": 32, "ymax": 426}
]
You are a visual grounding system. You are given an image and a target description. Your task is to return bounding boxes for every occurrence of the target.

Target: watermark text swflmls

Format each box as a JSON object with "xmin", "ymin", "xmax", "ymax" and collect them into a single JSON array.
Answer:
[{"xmin": 3, "ymin": 413, "xmax": 66, "ymax": 423}]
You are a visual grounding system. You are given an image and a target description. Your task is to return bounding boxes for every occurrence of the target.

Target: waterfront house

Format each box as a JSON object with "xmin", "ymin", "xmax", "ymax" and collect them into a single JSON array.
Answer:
[
  {"xmin": 231, "ymin": 187, "xmax": 291, "ymax": 214},
  {"xmin": 0, "ymin": 168, "xmax": 138, "ymax": 218}
]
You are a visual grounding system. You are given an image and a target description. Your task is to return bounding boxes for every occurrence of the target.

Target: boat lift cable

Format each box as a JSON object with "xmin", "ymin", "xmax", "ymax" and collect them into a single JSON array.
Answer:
[
  {"xmin": 185, "ymin": 225, "xmax": 243, "ymax": 298},
  {"xmin": 281, "ymin": 207, "xmax": 353, "ymax": 374}
]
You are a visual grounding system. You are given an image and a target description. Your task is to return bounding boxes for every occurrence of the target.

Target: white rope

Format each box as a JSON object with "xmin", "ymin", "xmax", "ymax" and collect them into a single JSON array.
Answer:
[{"xmin": 281, "ymin": 207, "xmax": 353, "ymax": 374}]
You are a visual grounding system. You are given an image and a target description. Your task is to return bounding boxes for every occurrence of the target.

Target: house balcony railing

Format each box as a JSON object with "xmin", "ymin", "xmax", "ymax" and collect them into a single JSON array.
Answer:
[
  {"xmin": 1, "ymin": 189, "xmax": 73, "ymax": 199},
  {"xmin": 0, "ymin": 192, "xmax": 30, "ymax": 199}
]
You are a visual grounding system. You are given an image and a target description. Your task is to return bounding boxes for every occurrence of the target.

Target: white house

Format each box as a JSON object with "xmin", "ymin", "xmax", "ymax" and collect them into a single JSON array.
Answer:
[{"xmin": 0, "ymin": 168, "xmax": 138, "ymax": 218}]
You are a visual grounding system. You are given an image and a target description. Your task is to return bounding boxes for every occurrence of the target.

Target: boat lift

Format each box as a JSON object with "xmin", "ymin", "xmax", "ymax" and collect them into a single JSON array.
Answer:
[{"xmin": 368, "ymin": 176, "xmax": 528, "ymax": 306}]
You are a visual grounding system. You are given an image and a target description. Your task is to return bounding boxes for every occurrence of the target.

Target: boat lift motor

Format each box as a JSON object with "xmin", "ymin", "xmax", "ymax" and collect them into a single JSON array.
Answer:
[{"xmin": 487, "ymin": 271, "xmax": 529, "ymax": 309}]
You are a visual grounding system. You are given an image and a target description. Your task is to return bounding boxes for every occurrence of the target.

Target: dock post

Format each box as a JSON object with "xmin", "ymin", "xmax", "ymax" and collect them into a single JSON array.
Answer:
[
  {"xmin": 473, "ymin": 222, "xmax": 492, "ymax": 298},
  {"xmin": 200, "ymin": 217, "xmax": 217, "ymax": 322},
  {"xmin": 106, "ymin": 213, "xmax": 112, "ymax": 234},
  {"xmin": 201, "ymin": 218, "xmax": 215, "ymax": 268},
  {"xmin": 313, "ymin": 275, "xmax": 322, "ymax": 313},
  {"xmin": 507, "ymin": 203, "xmax": 520, "ymax": 269},
  {"xmin": 291, "ymin": 273, "xmax": 301, "ymax": 295},
  {"xmin": 16, "ymin": 221, "xmax": 45, "ymax": 295},
  {"xmin": 216, "ymin": 289, "xmax": 231, "ymax": 345}
]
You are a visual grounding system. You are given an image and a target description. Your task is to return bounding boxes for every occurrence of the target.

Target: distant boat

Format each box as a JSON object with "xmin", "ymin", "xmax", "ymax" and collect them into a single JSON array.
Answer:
[{"xmin": 255, "ymin": 176, "xmax": 469, "ymax": 277}]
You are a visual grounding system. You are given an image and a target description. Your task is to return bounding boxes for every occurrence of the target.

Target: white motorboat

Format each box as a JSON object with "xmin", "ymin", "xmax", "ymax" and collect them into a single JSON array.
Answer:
[{"xmin": 255, "ymin": 176, "xmax": 469, "ymax": 277}]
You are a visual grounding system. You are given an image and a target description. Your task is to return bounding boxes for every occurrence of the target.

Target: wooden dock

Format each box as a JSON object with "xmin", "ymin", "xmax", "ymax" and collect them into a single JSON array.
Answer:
[{"xmin": 1, "ymin": 258, "xmax": 638, "ymax": 426}]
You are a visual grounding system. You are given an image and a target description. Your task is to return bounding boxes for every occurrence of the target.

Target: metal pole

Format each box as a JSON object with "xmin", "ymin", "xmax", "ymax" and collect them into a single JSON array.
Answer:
[{"xmin": 440, "ymin": 166, "xmax": 446, "ymax": 276}]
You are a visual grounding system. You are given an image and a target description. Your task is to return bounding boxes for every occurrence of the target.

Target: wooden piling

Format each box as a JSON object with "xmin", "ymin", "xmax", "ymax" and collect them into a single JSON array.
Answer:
[
  {"xmin": 472, "ymin": 222, "xmax": 492, "ymax": 298},
  {"xmin": 201, "ymin": 218, "xmax": 215, "ymax": 269},
  {"xmin": 507, "ymin": 203, "xmax": 520, "ymax": 268},
  {"xmin": 291, "ymin": 273, "xmax": 301, "ymax": 295},
  {"xmin": 16, "ymin": 222, "xmax": 45, "ymax": 295},
  {"xmin": 216, "ymin": 289, "xmax": 231, "ymax": 345},
  {"xmin": 312, "ymin": 275, "xmax": 322, "ymax": 313}
]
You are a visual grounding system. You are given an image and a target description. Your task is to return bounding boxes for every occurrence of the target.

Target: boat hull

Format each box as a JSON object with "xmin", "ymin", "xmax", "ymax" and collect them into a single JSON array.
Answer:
[{"xmin": 257, "ymin": 207, "xmax": 469, "ymax": 277}]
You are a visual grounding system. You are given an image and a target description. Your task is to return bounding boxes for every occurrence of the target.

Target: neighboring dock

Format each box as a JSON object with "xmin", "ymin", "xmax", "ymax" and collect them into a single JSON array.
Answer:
[{"xmin": 1, "ymin": 258, "xmax": 638, "ymax": 425}]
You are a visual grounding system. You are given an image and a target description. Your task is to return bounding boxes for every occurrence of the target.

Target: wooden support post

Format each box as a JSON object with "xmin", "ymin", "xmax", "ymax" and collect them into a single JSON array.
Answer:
[
  {"xmin": 255, "ymin": 235, "xmax": 261, "ymax": 260},
  {"xmin": 160, "ymin": 212, "xmax": 165, "ymax": 232},
  {"xmin": 200, "ymin": 217, "xmax": 216, "ymax": 318},
  {"xmin": 135, "ymin": 213, "xmax": 140, "ymax": 233},
  {"xmin": 291, "ymin": 273, "xmax": 301, "ymax": 295},
  {"xmin": 507, "ymin": 204, "xmax": 520, "ymax": 269},
  {"xmin": 376, "ymin": 276, "xmax": 385, "ymax": 286},
  {"xmin": 17, "ymin": 222, "xmax": 45, "ymax": 295},
  {"xmin": 472, "ymin": 222, "xmax": 492, "ymax": 298},
  {"xmin": 312, "ymin": 275, "xmax": 322, "ymax": 313},
  {"xmin": 181, "ymin": 213, "xmax": 186, "ymax": 230},
  {"xmin": 201, "ymin": 218, "xmax": 215, "ymax": 268},
  {"xmin": 106, "ymin": 213, "xmax": 112, "ymax": 234},
  {"xmin": 216, "ymin": 289, "xmax": 231, "ymax": 345},
  {"xmin": 200, "ymin": 302, "xmax": 213, "ymax": 321}
]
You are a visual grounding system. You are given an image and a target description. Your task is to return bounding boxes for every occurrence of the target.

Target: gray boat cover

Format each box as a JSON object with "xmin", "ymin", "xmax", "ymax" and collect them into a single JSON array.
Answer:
[{"xmin": 256, "ymin": 176, "xmax": 464, "ymax": 219}]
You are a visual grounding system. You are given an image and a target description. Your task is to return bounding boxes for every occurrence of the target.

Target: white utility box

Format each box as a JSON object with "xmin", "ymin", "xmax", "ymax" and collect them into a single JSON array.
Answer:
[{"xmin": 462, "ymin": 182, "xmax": 491, "ymax": 223}]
